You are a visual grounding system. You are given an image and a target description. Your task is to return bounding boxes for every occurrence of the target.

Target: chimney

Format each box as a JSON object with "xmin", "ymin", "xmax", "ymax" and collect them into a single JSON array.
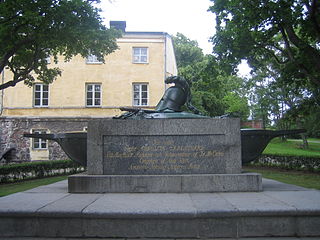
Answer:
[{"xmin": 110, "ymin": 21, "xmax": 126, "ymax": 32}]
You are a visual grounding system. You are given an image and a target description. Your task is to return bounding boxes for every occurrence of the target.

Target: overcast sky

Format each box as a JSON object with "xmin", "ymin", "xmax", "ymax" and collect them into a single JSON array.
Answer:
[
  {"xmin": 99, "ymin": 0, "xmax": 215, "ymax": 54},
  {"xmin": 98, "ymin": 0, "xmax": 250, "ymax": 75}
]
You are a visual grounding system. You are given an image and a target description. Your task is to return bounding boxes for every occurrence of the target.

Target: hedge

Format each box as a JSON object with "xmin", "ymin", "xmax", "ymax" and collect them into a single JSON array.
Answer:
[
  {"xmin": 249, "ymin": 154, "xmax": 320, "ymax": 172},
  {"xmin": 0, "ymin": 160, "xmax": 85, "ymax": 183}
]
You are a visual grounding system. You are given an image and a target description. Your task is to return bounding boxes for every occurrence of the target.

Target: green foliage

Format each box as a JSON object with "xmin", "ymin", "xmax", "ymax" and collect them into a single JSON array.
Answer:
[
  {"xmin": 210, "ymin": 0, "xmax": 320, "ymax": 132},
  {"xmin": 223, "ymin": 92, "xmax": 249, "ymax": 120},
  {"xmin": 172, "ymin": 33, "xmax": 204, "ymax": 68},
  {"xmin": 0, "ymin": 160, "xmax": 84, "ymax": 183},
  {"xmin": 172, "ymin": 33, "xmax": 250, "ymax": 119},
  {"xmin": 279, "ymin": 99, "xmax": 320, "ymax": 138},
  {"xmin": 210, "ymin": 0, "xmax": 320, "ymax": 88},
  {"xmin": 210, "ymin": 0, "xmax": 320, "ymax": 129},
  {"xmin": 251, "ymin": 154, "xmax": 320, "ymax": 172},
  {"xmin": 0, "ymin": 0, "xmax": 121, "ymax": 90}
]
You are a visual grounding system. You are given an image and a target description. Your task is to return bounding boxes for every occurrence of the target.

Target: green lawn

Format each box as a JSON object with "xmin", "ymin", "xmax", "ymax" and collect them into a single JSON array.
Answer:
[
  {"xmin": 244, "ymin": 166, "xmax": 320, "ymax": 190},
  {"xmin": 0, "ymin": 175, "xmax": 68, "ymax": 197},
  {"xmin": 263, "ymin": 138, "xmax": 320, "ymax": 157}
]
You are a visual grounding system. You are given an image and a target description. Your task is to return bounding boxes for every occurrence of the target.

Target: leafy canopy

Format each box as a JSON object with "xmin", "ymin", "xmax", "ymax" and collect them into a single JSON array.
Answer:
[
  {"xmin": 210, "ymin": 0, "xmax": 320, "ymax": 88},
  {"xmin": 172, "ymin": 33, "xmax": 250, "ymax": 120},
  {"xmin": 172, "ymin": 32, "xmax": 204, "ymax": 68},
  {"xmin": 0, "ymin": 0, "xmax": 121, "ymax": 90},
  {"xmin": 210, "ymin": 0, "xmax": 320, "ymax": 132}
]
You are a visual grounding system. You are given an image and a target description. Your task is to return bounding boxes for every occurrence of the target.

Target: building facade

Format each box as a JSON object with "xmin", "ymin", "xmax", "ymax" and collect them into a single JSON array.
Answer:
[{"xmin": 0, "ymin": 23, "xmax": 177, "ymax": 162}]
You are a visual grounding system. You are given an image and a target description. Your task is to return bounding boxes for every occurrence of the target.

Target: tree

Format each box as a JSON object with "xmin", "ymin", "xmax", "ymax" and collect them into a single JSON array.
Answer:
[
  {"xmin": 0, "ymin": 0, "xmax": 121, "ymax": 90},
  {"xmin": 172, "ymin": 33, "xmax": 250, "ymax": 119},
  {"xmin": 210, "ymin": 0, "xmax": 320, "ymax": 89},
  {"xmin": 172, "ymin": 33, "xmax": 204, "ymax": 68}
]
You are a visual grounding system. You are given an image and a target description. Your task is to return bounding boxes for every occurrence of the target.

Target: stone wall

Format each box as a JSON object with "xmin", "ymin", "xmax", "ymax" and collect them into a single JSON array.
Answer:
[
  {"xmin": 0, "ymin": 117, "xmax": 105, "ymax": 163},
  {"xmin": 253, "ymin": 154, "xmax": 320, "ymax": 172}
]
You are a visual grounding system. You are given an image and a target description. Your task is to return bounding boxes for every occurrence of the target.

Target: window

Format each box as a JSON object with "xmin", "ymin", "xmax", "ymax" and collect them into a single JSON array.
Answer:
[
  {"xmin": 133, "ymin": 83, "xmax": 148, "ymax": 106},
  {"xmin": 86, "ymin": 84, "xmax": 101, "ymax": 107},
  {"xmin": 34, "ymin": 84, "xmax": 49, "ymax": 107},
  {"xmin": 86, "ymin": 54, "xmax": 103, "ymax": 64},
  {"xmin": 32, "ymin": 129, "xmax": 47, "ymax": 150},
  {"xmin": 133, "ymin": 47, "xmax": 148, "ymax": 63}
]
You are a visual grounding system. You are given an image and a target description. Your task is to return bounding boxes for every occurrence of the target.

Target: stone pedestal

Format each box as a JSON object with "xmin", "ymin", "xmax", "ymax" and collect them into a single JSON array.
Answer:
[{"xmin": 68, "ymin": 118, "xmax": 262, "ymax": 193}]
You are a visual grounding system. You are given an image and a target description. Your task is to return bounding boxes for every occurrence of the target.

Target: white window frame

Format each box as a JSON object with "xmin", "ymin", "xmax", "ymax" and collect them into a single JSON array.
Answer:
[
  {"xmin": 133, "ymin": 83, "xmax": 149, "ymax": 106},
  {"xmin": 132, "ymin": 47, "xmax": 148, "ymax": 63},
  {"xmin": 33, "ymin": 84, "xmax": 49, "ymax": 107},
  {"xmin": 86, "ymin": 83, "xmax": 102, "ymax": 107},
  {"xmin": 86, "ymin": 54, "xmax": 103, "ymax": 64},
  {"xmin": 32, "ymin": 129, "xmax": 48, "ymax": 150}
]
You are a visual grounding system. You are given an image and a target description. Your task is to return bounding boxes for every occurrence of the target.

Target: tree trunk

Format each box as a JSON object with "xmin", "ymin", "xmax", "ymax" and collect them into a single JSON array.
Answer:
[
  {"xmin": 300, "ymin": 134, "xmax": 309, "ymax": 149},
  {"xmin": 296, "ymin": 119, "xmax": 309, "ymax": 149}
]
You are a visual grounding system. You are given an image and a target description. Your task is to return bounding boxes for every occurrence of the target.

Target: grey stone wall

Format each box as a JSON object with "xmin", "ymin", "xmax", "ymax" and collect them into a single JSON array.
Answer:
[
  {"xmin": 0, "ymin": 117, "xmax": 104, "ymax": 163},
  {"xmin": 0, "ymin": 118, "xmax": 30, "ymax": 162}
]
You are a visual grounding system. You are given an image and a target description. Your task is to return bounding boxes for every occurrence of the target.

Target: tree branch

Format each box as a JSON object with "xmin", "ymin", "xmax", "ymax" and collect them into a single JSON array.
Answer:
[
  {"xmin": 278, "ymin": 24, "xmax": 295, "ymax": 61},
  {"xmin": 0, "ymin": 37, "xmax": 34, "ymax": 73},
  {"xmin": 310, "ymin": 0, "xmax": 320, "ymax": 38},
  {"xmin": 0, "ymin": 13, "xmax": 21, "ymax": 24},
  {"xmin": 254, "ymin": 41, "xmax": 289, "ymax": 64},
  {"xmin": 0, "ymin": 45, "xmax": 41, "ymax": 90}
]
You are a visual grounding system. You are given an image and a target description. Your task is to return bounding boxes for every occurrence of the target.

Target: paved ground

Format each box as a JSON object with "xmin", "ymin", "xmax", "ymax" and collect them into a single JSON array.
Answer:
[
  {"xmin": 288, "ymin": 139, "xmax": 320, "ymax": 144},
  {"xmin": 3, "ymin": 237, "xmax": 320, "ymax": 239},
  {"xmin": 0, "ymin": 178, "xmax": 320, "ymax": 239}
]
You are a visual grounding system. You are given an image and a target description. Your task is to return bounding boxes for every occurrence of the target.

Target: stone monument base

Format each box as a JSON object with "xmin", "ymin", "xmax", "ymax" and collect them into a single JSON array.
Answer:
[{"xmin": 68, "ymin": 172, "xmax": 262, "ymax": 193}]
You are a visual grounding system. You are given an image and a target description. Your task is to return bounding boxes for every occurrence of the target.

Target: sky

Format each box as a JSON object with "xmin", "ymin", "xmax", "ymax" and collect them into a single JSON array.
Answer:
[
  {"xmin": 98, "ymin": 0, "xmax": 250, "ymax": 76},
  {"xmin": 98, "ymin": 0, "xmax": 215, "ymax": 54}
]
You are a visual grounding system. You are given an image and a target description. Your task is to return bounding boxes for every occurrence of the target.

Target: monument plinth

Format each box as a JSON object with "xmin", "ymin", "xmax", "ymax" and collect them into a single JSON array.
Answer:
[{"xmin": 68, "ymin": 118, "xmax": 262, "ymax": 193}]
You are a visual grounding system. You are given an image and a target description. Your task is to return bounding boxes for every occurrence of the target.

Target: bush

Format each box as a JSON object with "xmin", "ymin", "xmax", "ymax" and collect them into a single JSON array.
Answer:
[
  {"xmin": 250, "ymin": 154, "xmax": 320, "ymax": 172},
  {"xmin": 0, "ymin": 160, "xmax": 84, "ymax": 183}
]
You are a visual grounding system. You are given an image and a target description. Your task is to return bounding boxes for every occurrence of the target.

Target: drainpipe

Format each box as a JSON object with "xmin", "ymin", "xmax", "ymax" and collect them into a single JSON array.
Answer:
[{"xmin": 164, "ymin": 33, "xmax": 168, "ymax": 91}]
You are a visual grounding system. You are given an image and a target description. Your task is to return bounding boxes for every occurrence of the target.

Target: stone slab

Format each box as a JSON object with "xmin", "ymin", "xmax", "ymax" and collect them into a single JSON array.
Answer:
[
  {"xmin": 3, "ymin": 237, "xmax": 320, "ymax": 240},
  {"xmin": 87, "ymin": 118, "xmax": 241, "ymax": 175},
  {"xmin": 68, "ymin": 172, "xmax": 262, "ymax": 193},
  {"xmin": 1, "ymin": 179, "xmax": 320, "ymax": 239}
]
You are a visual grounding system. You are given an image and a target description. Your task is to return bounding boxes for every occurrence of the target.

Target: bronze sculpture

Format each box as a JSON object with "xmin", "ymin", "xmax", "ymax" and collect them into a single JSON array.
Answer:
[{"xmin": 114, "ymin": 76, "xmax": 206, "ymax": 119}]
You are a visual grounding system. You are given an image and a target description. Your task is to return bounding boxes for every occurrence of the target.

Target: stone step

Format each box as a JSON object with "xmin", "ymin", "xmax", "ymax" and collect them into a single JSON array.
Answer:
[
  {"xmin": 0, "ymin": 179, "xmax": 319, "ymax": 239},
  {"xmin": 68, "ymin": 173, "xmax": 262, "ymax": 193},
  {"xmin": 3, "ymin": 238, "xmax": 320, "ymax": 240}
]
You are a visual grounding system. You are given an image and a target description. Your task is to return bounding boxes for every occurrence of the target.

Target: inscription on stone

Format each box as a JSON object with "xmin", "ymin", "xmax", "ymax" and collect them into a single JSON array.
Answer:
[{"xmin": 103, "ymin": 135, "xmax": 227, "ymax": 175}]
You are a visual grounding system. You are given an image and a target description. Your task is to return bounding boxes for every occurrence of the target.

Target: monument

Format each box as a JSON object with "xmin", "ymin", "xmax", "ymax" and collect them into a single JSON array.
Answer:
[
  {"xmin": 25, "ymin": 76, "xmax": 304, "ymax": 193},
  {"xmin": 68, "ymin": 76, "xmax": 262, "ymax": 192}
]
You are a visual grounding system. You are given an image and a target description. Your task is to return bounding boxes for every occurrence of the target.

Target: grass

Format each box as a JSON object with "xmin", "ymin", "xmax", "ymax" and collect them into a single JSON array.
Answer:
[
  {"xmin": 0, "ymin": 175, "xmax": 68, "ymax": 197},
  {"xmin": 263, "ymin": 138, "xmax": 320, "ymax": 157},
  {"xmin": 244, "ymin": 166, "xmax": 320, "ymax": 190}
]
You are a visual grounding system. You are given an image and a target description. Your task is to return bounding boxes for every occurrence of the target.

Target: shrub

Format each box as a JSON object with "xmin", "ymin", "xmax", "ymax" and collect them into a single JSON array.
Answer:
[
  {"xmin": 250, "ymin": 154, "xmax": 320, "ymax": 172},
  {"xmin": 0, "ymin": 160, "xmax": 84, "ymax": 183}
]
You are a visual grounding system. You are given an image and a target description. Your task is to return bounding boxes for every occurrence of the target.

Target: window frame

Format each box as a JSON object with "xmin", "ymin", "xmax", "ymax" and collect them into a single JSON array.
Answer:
[
  {"xmin": 132, "ymin": 83, "xmax": 149, "ymax": 107},
  {"xmin": 86, "ymin": 83, "xmax": 102, "ymax": 107},
  {"xmin": 132, "ymin": 47, "xmax": 149, "ymax": 64},
  {"xmin": 32, "ymin": 129, "xmax": 48, "ymax": 150},
  {"xmin": 86, "ymin": 54, "xmax": 103, "ymax": 64},
  {"xmin": 33, "ymin": 83, "xmax": 49, "ymax": 107}
]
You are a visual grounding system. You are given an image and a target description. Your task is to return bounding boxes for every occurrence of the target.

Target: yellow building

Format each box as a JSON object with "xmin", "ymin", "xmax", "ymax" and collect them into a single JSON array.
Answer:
[{"xmin": 0, "ymin": 22, "xmax": 177, "ymax": 162}]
